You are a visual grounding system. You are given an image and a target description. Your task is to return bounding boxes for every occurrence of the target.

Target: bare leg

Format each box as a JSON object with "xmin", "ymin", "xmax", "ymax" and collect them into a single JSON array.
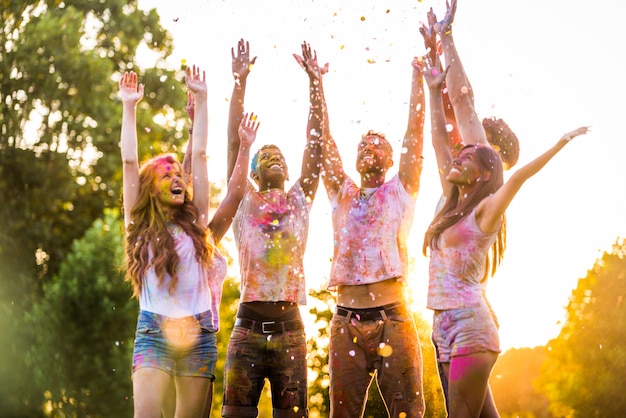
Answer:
[
  {"xmin": 479, "ymin": 386, "xmax": 499, "ymax": 418},
  {"xmin": 174, "ymin": 375, "xmax": 212, "ymax": 418},
  {"xmin": 133, "ymin": 368, "xmax": 171, "ymax": 418},
  {"xmin": 443, "ymin": 351, "xmax": 500, "ymax": 418},
  {"xmin": 201, "ymin": 381, "xmax": 214, "ymax": 417}
]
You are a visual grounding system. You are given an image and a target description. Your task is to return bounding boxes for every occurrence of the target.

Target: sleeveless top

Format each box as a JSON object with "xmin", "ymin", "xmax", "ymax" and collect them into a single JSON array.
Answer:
[
  {"xmin": 139, "ymin": 224, "xmax": 226, "ymax": 329},
  {"xmin": 427, "ymin": 208, "xmax": 499, "ymax": 310}
]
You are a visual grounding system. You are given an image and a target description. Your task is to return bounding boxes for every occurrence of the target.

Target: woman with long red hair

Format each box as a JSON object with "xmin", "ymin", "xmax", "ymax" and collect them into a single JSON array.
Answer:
[{"xmin": 118, "ymin": 65, "xmax": 258, "ymax": 417}]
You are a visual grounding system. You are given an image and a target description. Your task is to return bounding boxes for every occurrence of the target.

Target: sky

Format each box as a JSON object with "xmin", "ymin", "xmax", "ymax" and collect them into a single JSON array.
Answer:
[{"xmin": 136, "ymin": 0, "xmax": 626, "ymax": 350}]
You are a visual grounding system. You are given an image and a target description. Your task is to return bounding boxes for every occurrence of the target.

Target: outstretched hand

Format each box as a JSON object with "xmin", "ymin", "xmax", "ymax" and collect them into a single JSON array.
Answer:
[
  {"xmin": 419, "ymin": 8, "xmax": 439, "ymax": 62},
  {"xmin": 434, "ymin": 0, "xmax": 457, "ymax": 36},
  {"xmin": 185, "ymin": 65, "xmax": 207, "ymax": 96},
  {"xmin": 422, "ymin": 57, "xmax": 449, "ymax": 90},
  {"xmin": 232, "ymin": 38, "xmax": 257, "ymax": 83},
  {"xmin": 119, "ymin": 71, "xmax": 144, "ymax": 104},
  {"xmin": 238, "ymin": 112, "xmax": 260, "ymax": 148},
  {"xmin": 293, "ymin": 41, "xmax": 328, "ymax": 80},
  {"xmin": 560, "ymin": 126, "xmax": 590, "ymax": 143}
]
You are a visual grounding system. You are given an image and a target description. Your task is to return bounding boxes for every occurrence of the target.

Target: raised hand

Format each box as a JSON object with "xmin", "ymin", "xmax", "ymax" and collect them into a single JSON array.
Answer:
[
  {"xmin": 119, "ymin": 71, "xmax": 144, "ymax": 104},
  {"xmin": 232, "ymin": 38, "xmax": 257, "ymax": 83},
  {"xmin": 238, "ymin": 112, "xmax": 260, "ymax": 148},
  {"xmin": 411, "ymin": 55, "xmax": 426, "ymax": 74},
  {"xmin": 435, "ymin": 0, "xmax": 457, "ymax": 36},
  {"xmin": 423, "ymin": 57, "xmax": 449, "ymax": 90},
  {"xmin": 185, "ymin": 65, "xmax": 207, "ymax": 96},
  {"xmin": 419, "ymin": 8, "xmax": 438, "ymax": 62},
  {"xmin": 293, "ymin": 41, "xmax": 328, "ymax": 81},
  {"xmin": 560, "ymin": 126, "xmax": 590, "ymax": 143}
]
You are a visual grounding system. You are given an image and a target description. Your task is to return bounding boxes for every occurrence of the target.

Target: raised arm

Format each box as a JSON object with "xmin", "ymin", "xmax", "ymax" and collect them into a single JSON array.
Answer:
[
  {"xmin": 293, "ymin": 41, "xmax": 324, "ymax": 200},
  {"xmin": 477, "ymin": 127, "xmax": 590, "ymax": 233},
  {"xmin": 424, "ymin": 59, "xmax": 454, "ymax": 198},
  {"xmin": 227, "ymin": 39, "xmax": 257, "ymax": 181},
  {"xmin": 185, "ymin": 65, "xmax": 210, "ymax": 226},
  {"xmin": 436, "ymin": 0, "xmax": 488, "ymax": 147},
  {"xmin": 209, "ymin": 112, "xmax": 259, "ymax": 243},
  {"xmin": 294, "ymin": 46, "xmax": 345, "ymax": 197},
  {"xmin": 398, "ymin": 56, "xmax": 426, "ymax": 195},
  {"xmin": 420, "ymin": 10, "xmax": 463, "ymax": 156},
  {"xmin": 182, "ymin": 91, "xmax": 194, "ymax": 176},
  {"xmin": 119, "ymin": 70, "xmax": 144, "ymax": 227}
]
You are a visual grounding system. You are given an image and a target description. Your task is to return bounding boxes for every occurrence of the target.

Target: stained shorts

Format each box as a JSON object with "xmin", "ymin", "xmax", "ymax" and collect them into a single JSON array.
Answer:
[
  {"xmin": 329, "ymin": 303, "xmax": 425, "ymax": 418},
  {"xmin": 222, "ymin": 317, "xmax": 308, "ymax": 417},
  {"xmin": 132, "ymin": 310, "xmax": 217, "ymax": 379},
  {"xmin": 432, "ymin": 301, "xmax": 501, "ymax": 363}
]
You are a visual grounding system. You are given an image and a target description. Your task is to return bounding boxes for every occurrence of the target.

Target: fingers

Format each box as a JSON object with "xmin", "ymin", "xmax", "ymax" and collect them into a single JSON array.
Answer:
[{"xmin": 561, "ymin": 126, "xmax": 590, "ymax": 142}]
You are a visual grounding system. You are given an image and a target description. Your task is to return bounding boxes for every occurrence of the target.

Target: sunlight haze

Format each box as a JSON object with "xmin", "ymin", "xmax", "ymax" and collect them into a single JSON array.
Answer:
[{"xmin": 137, "ymin": 0, "xmax": 626, "ymax": 350}]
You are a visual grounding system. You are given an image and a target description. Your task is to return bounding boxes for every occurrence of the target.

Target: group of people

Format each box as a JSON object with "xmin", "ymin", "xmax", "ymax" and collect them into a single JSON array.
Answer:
[{"xmin": 118, "ymin": 1, "xmax": 588, "ymax": 417}]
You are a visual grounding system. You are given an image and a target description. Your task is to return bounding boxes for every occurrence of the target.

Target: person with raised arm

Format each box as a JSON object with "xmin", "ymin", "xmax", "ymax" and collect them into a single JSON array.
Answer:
[
  {"xmin": 420, "ymin": 0, "xmax": 519, "ymax": 170},
  {"xmin": 118, "ymin": 64, "xmax": 257, "ymax": 418},
  {"xmin": 314, "ymin": 48, "xmax": 427, "ymax": 417},
  {"xmin": 220, "ymin": 39, "xmax": 324, "ymax": 418},
  {"xmin": 423, "ymin": 56, "xmax": 588, "ymax": 418}
]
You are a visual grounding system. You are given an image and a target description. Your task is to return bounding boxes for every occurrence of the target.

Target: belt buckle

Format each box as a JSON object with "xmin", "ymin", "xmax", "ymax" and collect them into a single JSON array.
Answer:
[{"xmin": 261, "ymin": 321, "xmax": 276, "ymax": 334}]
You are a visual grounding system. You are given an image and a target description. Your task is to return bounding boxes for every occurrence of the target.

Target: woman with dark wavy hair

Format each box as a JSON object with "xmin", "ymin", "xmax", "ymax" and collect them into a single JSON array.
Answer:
[
  {"xmin": 423, "ymin": 58, "xmax": 588, "ymax": 417},
  {"xmin": 119, "ymin": 65, "xmax": 258, "ymax": 417}
]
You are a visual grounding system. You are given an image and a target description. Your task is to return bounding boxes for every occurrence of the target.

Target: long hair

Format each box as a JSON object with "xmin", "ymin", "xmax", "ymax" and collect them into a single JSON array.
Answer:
[
  {"xmin": 423, "ymin": 144, "xmax": 507, "ymax": 278},
  {"xmin": 123, "ymin": 154, "xmax": 214, "ymax": 297}
]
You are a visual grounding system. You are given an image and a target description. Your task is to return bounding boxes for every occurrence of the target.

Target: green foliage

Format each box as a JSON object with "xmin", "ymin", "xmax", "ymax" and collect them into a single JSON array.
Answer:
[
  {"xmin": 538, "ymin": 238, "xmax": 626, "ymax": 417},
  {"xmin": 0, "ymin": 1, "xmax": 189, "ymax": 414},
  {"xmin": 0, "ymin": 0, "xmax": 186, "ymax": 288},
  {"xmin": 491, "ymin": 346, "xmax": 550, "ymax": 418},
  {"xmin": 24, "ymin": 210, "xmax": 136, "ymax": 417}
]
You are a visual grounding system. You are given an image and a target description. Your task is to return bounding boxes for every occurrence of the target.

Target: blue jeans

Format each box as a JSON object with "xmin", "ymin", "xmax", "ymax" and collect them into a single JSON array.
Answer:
[
  {"xmin": 329, "ymin": 303, "xmax": 425, "ymax": 418},
  {"xmin": 132, "ymin": 310, "xmax": 217, "ymax": 378},
  {"xmin": 222, "ymin": 320, "xmax": 308, "ymax": 417}
]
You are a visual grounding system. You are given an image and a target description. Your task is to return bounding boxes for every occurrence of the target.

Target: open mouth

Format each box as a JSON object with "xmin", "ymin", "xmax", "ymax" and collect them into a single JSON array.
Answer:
[{"xmin": 171, "ymin": 186, "xmax": 184, "ymax": 195}]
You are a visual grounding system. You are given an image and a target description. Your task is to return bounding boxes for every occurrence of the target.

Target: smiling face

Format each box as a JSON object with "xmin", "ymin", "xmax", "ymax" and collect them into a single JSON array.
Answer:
[
  {"xmin": 356, "ymin": 134, "xmax": 393, "ymax": 175},
  {"xmin": 446, "ymin": 146, "xmax": 486, "ymax": 185},
  {"xmin": 251, "ymin": 145, "xmax": 289, "ymax": 189},
  {"xmin": 152, "ymin": 160, "xmax": 186, "ymax": 207}
]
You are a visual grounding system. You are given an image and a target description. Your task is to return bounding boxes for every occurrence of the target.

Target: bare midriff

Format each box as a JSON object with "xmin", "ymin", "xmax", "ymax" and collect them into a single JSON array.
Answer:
[{"xmin": 337, "ymin": 278, "xmax": 405, "ymax": 308}]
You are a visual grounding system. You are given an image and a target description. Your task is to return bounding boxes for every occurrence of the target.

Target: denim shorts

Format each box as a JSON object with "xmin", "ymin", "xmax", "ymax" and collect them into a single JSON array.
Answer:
[
  {"xmin": 328, "ymin": 303, "xmax": 425, "ymax": 418},
  {"xmin": 132, "ymin": 310, "xmax": 217, "ymax": 378},
  {"xmin": 432, "ymin": 302, "xmax": 500, "ymax": 363}
]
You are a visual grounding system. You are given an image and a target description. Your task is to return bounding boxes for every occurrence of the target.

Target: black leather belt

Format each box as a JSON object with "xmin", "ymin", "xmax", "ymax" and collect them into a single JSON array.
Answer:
[
  {"xmin": 335, "ymin": 303, "xmax": 406, "ymax": 321},
  {"xmin": 234, "ymin": 317, "xmax": 304, "ymax": 334}
]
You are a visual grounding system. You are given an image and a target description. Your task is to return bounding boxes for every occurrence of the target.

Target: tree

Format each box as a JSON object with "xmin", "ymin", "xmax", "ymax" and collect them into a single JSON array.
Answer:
[
  {"xmin": 538, "ymin": 238, "xmax": 626, "ymax": 417},
  {"xmin": 0, "ymin": 0, "xmax": 181, "ymax": 288},
  {"xmin": 24, "ymin": 209, "xmax": 136, "ymax": 417},
  {"xmin": 490, "ymin": 346, "xmax": 550, "ymax": 418},
  {"xmin": 0, "ymin": 2, "xmax": 188, "ymax": 413}
]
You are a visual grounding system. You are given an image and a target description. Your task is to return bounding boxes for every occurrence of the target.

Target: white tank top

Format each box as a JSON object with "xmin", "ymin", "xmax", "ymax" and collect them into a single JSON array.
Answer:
[{"xmin": 139, "ymin": 224, "xmax": 212, "ymax": 318}]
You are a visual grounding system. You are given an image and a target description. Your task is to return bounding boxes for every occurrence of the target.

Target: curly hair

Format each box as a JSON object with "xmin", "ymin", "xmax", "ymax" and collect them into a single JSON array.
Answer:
[
  {"xmin": 483, "ymin": 117, "xmax": 520, "ymax": 170},
  {"xmin": 424, "ymin": 144, "xmax": 507, "ymax": 278},
  {"xmin": 123, "ymin": 154, "xmax": 214, "ymax": 297}
]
